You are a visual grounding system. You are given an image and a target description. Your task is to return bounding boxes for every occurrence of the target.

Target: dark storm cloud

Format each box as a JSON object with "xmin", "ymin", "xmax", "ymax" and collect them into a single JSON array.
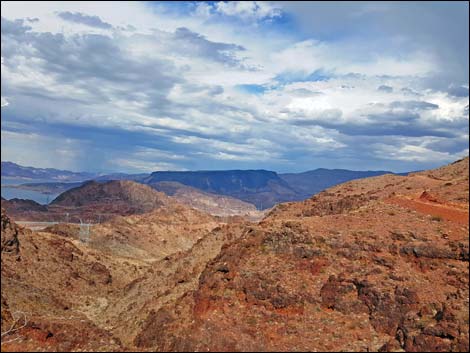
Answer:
[
  {"xmin": 447, "ymin": 85, "xmax": 469, "ymax": 98},
  {"xmin": 355, "ymin": 112, "xmax": 459, "ymax": 138},
  {"xmin": 425, "ymin": 135, "xmax": 470, "ymax": 154},
  {"xmin": 57, "ymin": 11, "xmax": 112, "ymax": 29},
  {"xmin": 288, "ymin": 109, "xmax": 463, "ymax": 138}
]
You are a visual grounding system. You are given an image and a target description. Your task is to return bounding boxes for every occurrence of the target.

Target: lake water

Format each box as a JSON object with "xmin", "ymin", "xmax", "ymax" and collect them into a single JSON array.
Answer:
[
  {"xmin": 1, "ymin": 186, "xmax": 61, "ymax": 204},
  {"xmin": 1, "ymin": 178, "xmax": 61, "ymax": 204}
]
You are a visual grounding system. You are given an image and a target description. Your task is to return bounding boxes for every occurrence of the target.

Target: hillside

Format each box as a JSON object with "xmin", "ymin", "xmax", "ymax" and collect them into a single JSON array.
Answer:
[
  {"xmin": 152, "ymin": 181, "xmax": 264, "ymax": 219},
  {"xmin": 1, "ymin": 158, "xmax": 468, "ymax": 352},
  {"xmin": 50, "ymin": 180, "xmax": 170, "ymax": 215},
  {"xmin": 1, "ymin": 179, "xmax": 264, "ymax": 221},
  {"xmin": 0, "ymin": 179, "xmax": 245, "ymax": 351},
  {"xmin": 1, "ymin": 197, "xmax": 48, "ymax": 213},
  {"xmin": 3, "ymin": 162, "xmax": 408, "ymax": 212},
  {"xmin": 1, "ymin": 180, "xmax": 175, "ymax": 223},
  {"xmin": 129, "ymin": 157, "xmax": 469, "ymax": 351},
  {"xmin": 0, "ymin": 203, "xmax": 229, "ymax": 351}
]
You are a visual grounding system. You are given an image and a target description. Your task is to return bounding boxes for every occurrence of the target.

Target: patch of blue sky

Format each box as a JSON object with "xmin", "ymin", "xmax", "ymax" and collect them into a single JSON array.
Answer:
[
  {"xmin": 274, "ymin": 69, "xmax": 334, "ymax": 85},
  {"xmin": 235, "ymin": 84, "xmax": 267, "ymax": 95},
  {"xmin": 146, "ymin": 1, "xmax": 195, "ymax": 16},
  {"xmin": 148, "ymin": 1, "xmax": 294, "ymax": 28}
]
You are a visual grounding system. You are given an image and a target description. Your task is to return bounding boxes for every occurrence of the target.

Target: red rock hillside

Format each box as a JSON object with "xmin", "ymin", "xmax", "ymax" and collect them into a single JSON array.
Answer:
[
  {"xmin": 1, "ymin": 157, "xmax": 468, "ymax": 352},
  {"xmin": 131, "ymin": 157, "xmax": 469, "ymax": 352}
]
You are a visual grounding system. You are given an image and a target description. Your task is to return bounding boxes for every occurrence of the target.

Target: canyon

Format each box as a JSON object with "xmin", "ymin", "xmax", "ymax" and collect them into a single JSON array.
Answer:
[{"xmin": 1, "ymin": 157, "xmax": 468, "ymax": 351}]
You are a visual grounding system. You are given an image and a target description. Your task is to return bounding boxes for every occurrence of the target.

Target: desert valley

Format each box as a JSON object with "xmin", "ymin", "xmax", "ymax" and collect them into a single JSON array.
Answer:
[
  {"xmin": 1, "ymin": 157, "xmax": 469, "ymax": 351},
  {"xmin": 1, "ymin": 1, "xmax": 469, "ymax": 352}
]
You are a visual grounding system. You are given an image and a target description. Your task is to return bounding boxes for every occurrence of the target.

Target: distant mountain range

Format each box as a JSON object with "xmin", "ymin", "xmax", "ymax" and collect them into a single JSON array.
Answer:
[
  {"xmin": 1, "ymin": 161, "xmax": 96, "ymax": 182},
  {"xmin": 151, "ymin": 181, "xmax": 263, "ymax": 218},
  {"xmin": 144, "ymin": 170, "xmax": 298, "ymax": 209},
  {"xmin": 279, "ymin": 168, "xmax": 408, "ymax": 199},
  {"xmin": 1, "ymin": 161, "xmax": 405, "ymax": 209}
]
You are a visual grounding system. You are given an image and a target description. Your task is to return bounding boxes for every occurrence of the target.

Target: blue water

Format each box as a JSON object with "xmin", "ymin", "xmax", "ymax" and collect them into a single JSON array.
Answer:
[
  {"xmin": 1, "ymin": 177, "xmax": 64, "ymax": 204},
  {"xmin": 1, "ymin": 185, "xmax": 60, "ymax": 205},
  {"xmin": 1, "ymin": 177, "xmax": 57, "ymax": 185}
]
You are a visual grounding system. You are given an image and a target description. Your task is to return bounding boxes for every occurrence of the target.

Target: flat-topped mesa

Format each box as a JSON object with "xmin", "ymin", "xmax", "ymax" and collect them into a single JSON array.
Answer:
[
  {"xmin": 145, "ymin": 169, "xmax": 286, "ymax": 191},
  {"xmin": 144, "ymin": 170, "xmax": 298, "ymax": 209}
]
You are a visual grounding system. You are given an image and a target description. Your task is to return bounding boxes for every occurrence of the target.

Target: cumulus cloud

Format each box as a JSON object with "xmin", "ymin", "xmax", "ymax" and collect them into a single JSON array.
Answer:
[
  {"xmin": 168, "ymin": 27, "xmax": 246, "ymax": 66},
  {"xmin": 373, "ymin": 143, "xmax": 464, "ymax": 163},
  {"xmin": 377, "ymin": 85, "xmax": 393, "ymax": 93},
  {"xmin": 214, "ymin": 1, "xmax": 282, "ymax": 21},
  {"xmin": 0, "ymin": 2, "xmax": 468, "ymax": 173},
  {"xmin": 56, "ymin": 11, "xmax": 112, "ymax": 29}
]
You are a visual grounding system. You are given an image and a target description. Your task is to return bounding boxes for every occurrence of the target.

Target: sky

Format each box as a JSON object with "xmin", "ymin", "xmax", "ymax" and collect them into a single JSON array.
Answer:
[{"xmin": 1, "ymin": 1, "xmax": 469, "ymax": 173}]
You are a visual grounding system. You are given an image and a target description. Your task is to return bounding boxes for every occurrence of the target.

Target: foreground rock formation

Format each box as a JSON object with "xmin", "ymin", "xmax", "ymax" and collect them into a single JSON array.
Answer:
[{"xmin": 1, "ymin": 157, "xmax": 468, "ymax": 352}]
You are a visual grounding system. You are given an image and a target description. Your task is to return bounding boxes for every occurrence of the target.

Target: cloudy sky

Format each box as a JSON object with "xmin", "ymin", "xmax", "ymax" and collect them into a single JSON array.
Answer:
[{"xmin": 1, "ymin": 1, "xmax": 468, "ymax": 173}]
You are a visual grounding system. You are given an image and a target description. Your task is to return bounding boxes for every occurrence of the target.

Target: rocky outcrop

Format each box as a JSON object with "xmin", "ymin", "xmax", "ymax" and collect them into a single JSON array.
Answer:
[
  {"xmin": 1, "ymin": 209, "xmax": 20, "ymax": 254},
  {"xmin": 131, "ymin": 157, "xmax": 468, "ymax": 352},
  {"xmin": 400, "ymin": 243, "xmax": 469, "ymax": 261},
  {"xmin": 1, "ymin": 157, "xmax": 468, "ymax": 352}
]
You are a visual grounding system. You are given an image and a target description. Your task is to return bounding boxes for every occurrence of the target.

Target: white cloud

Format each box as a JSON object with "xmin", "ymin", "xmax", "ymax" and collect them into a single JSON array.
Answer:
[
  {"xmin": 112, "ymin": 158, "xmax": 185, "ymax": 173},
  {"xmin": 214, "ymin": 1, "xmax": 282, "ymax": 21},
  {"xmin": 374, "ymin": 142, "xmax": 465, "ymax": 163},
  {"xmin": 269, "ymin": 39, "xmax": 437, "ymax": 78},
  {"xmin": 1, "ymin": 1, "xmax": 468, "ymax": 172},
  {"xmin": 1, "ymin": 130, "xmax": 87, "ymax": 170}
]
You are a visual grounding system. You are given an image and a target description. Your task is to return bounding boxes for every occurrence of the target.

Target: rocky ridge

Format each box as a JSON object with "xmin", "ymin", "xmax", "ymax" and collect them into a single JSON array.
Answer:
[{"xmin": 1, "ymin": 157, "xmax": 468, "ymax": 352}]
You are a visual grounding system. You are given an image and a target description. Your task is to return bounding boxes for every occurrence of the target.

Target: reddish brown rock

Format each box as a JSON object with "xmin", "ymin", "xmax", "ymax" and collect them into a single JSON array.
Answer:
[{"xmin": 1, "ymin": 157, "xmax": 468, "ymax": 351}]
